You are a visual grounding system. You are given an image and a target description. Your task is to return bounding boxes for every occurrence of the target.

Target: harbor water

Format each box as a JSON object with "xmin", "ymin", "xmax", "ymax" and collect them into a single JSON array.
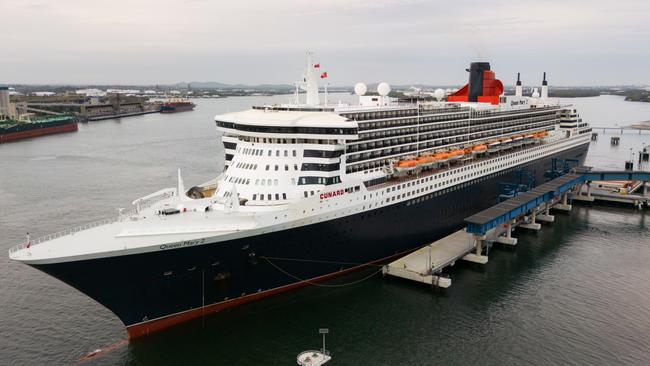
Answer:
[{"xmin": 1, "ymin": 95, "xmax": 649, "ymax": 365}]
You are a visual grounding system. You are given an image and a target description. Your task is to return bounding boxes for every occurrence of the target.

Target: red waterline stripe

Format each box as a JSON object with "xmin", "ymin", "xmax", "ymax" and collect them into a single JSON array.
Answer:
[
  {"xmin": 126, "ymin": 247, "xmax": 418, "ymax": 339},
  {"xmin": 75, "ymin": 339, "xmax": 128, "ymax": 364}
]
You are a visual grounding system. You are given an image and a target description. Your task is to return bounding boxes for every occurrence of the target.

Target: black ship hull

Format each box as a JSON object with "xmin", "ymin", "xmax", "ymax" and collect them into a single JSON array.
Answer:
[{"xmin": 33, "ymin": 142, "xmax": 589, "ymax": 337}]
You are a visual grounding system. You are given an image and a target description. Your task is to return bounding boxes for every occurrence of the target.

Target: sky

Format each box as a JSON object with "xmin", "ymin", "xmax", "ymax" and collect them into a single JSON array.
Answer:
[{"xmin": 1, "ymin": 0, "xmax": 649, "ymax": 86}]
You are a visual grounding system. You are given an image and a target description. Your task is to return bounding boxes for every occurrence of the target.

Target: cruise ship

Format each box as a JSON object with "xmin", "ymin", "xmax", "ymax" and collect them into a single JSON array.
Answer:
[{"xmin": 9, "ymin": 54, "xmax": 592, "ymax": 338}]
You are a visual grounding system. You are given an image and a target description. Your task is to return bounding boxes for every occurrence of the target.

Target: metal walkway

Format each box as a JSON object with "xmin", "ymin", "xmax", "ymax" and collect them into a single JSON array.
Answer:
[
  {"xmin": 466, "ymin": 169, "xmax": 650, "ymax": 236},
  {"xmin": 384, "ymin": 167, "xmax": 650, "ymax": 288},
  {"xmin": 382, "ymin": 230, "xmax": 485, "ymax": 288},
  {"xmin": 464, "ymin": 172, "xmax": 584, "ymax": 236}
]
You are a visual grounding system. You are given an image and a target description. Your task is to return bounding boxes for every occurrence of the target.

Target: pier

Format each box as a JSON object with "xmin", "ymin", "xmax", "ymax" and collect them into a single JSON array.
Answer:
[{"xmin": 383, "ymin": 168, "xmax": 650, "ymax": 288}]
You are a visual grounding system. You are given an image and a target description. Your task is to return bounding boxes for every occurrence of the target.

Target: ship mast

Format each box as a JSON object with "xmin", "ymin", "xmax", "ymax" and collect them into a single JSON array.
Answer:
[{"xmin": 304, "ymin": 52, "xmax": 320, "ymax": 106}]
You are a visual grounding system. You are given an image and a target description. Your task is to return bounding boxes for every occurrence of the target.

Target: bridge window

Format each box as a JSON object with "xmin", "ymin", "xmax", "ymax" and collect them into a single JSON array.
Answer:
[
  {"xmin": 301, "ymin": 163, "xmax": 340, "ymax": 172},
  {"xmin": 304, "ymin": 150, "xmax": 343, "ymax": 158}
]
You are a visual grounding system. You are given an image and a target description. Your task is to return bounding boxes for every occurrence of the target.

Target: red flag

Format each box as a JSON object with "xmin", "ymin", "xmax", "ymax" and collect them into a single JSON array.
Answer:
[
  {"xmin": 314, "ymin": 63, "xmax": 320, "ymax": 68},
  {"xmin": 320, "ymin": 72, "xmax": 328, "ymax": 79}
]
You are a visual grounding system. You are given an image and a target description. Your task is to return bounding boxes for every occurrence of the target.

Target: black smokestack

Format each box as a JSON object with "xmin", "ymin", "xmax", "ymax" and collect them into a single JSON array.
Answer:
[
  {"xmin": 468, "ymin": 62, "xmax": 491, "ymax": 102},
  {"xmin": 542, "ymin": 72, "xmax": 547, "ymax": 86},
  {"xmin": 516, "ymin": 72, "xmax": 521, "ymax": 86}
]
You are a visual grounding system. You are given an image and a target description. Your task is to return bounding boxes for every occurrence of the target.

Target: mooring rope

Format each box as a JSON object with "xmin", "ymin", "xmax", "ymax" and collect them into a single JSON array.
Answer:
[
  {"xmin": 261, "ymin": 256, "xmax": 383, "ymax": 288},
  {"xmin": 260, "ymin": 255, "xmax": 383, "ymax": 268}
]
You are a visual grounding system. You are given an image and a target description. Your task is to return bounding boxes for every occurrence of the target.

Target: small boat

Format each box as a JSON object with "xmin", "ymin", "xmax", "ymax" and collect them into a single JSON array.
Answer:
[
  {"xmin": 416, "ymin": 155, "xmax": 436, "ymax": 168},
  {"xmin": 523, "ymin": 134, "xmax": 535, "ymax": 144},
  {"xmin": 512, "ymin": 136, "xmax": 524, "ymax": 146},
  {"xmin": 448, "ymin": 149, "xmax": 465, "ymax": 161},
  {"xmin": 394, "ymin": 158, "xmax": 419, "ymax": 173},
  {"xmin": 487, "ymin": 141, "xmax": 501, "ymax": 153},
  {"xmin": 472, "ymin": 144, "xmax": 488, "ymax": 155},
  {"xmin": 533, "ymin": 131, "xmax": 546, "ymax": 143},
  {"xmin": 433, "ymin": 152, "xmax": 451, "ymax": 163}
]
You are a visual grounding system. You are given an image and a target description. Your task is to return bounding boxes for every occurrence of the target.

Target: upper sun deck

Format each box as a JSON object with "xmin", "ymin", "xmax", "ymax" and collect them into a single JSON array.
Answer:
[{"xmin": 215, "ymin": 108, "xmax": 358, "ymax": 140}]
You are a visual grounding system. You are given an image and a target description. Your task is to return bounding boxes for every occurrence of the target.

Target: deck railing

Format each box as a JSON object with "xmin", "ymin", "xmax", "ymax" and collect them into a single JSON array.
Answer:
[{"xmin": 8, "ymin": 191, "xmax": 174, "ymax": 255}]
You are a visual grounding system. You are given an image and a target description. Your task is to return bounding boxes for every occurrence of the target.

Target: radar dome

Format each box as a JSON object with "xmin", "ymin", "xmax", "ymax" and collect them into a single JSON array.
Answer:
[
  {"xmin": 377, "ymin": 82, "xmax": 391, "ymax": 96},
  {"xmin": 354, "ymin": 82, "xmax": 367, "ymax": 96},
  {"xmin": 433, "ymin": 88, "xmax": 445, "ymax": 101}
]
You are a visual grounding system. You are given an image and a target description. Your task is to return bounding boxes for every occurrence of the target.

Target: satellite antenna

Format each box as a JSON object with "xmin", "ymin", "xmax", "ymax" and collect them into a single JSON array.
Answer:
[
  {"xmin": 433, "ymin": 88, "xmax": 445, "ymax": 101},
  {"xmin": 377, "ymin": 82, "xmax": 391, "ymax": 106},
  {"xmin": 354, "ymin": 82, "xmax": 367, "ymax": 96},
  {"xmin": 377, "ymin": 82, "xmax": 391, "ymax": 96}
]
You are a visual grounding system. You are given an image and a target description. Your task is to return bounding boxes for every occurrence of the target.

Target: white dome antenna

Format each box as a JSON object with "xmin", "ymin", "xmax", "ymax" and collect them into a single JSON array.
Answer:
[
  {"xmin": 433, "ymin": 88, "xmax": 445, "ymax": 101},
  {"xmin": 354, "ymin": 82, "xmax": 367, "ymax": 96},
  {"xmin": 377, "ymin": 82, "xmax": 391, "ymax": 96}
]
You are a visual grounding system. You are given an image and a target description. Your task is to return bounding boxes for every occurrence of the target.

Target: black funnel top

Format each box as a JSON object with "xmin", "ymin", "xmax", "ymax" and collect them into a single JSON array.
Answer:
[
  {"xmin": 542, "ymin": 72, "xmax": 548, "ymax": 86},
  {"xmin": 516, "ymin": 72, "xmax": 521, "ymax": 86},
  {"xmin": 468, "ymin": 62, "xmax": 490, "ymax": 102}
]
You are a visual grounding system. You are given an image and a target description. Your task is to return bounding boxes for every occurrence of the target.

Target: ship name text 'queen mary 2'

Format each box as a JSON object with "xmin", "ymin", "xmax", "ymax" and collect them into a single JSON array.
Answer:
[{"xmin": 9, "ymin": 53, "xmax": 591, "ymax": 338}]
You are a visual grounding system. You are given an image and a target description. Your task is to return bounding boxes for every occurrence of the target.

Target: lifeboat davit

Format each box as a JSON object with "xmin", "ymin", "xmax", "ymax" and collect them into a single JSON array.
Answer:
[
  {"xmin": 512, "ymin": 135, "xmax": 524, "ymax": 146},
  {"xmin": 500, "ymin": 138, "xmax": 512, "ymax": 149}
]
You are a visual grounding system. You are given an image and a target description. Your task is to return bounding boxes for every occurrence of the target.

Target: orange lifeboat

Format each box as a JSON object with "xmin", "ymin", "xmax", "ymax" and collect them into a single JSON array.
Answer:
[
  {"xmin": 487, "ymin": 140, "xmax": 501, "ymax": 153},
  {"xmin": 524, "ymin": 134, "xmax": 535, "ymax": 144},
  {"xmin": 449, "ymin": 149, "xmax": 464, "ymax": 160},
  {"xmin": 394, "ymin": 159, "xmax": 418, "ymax": 173},
  {"xmin": 434, "ymin": 152, "xmax": 450, "ymax": 162},
  {"xmin": 417, "ymin": 155, "xmax": 435, "ymax": 167},
  {"xmin": 473, "ymin": 144, "xmax": 487, "ymax": 154}
]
